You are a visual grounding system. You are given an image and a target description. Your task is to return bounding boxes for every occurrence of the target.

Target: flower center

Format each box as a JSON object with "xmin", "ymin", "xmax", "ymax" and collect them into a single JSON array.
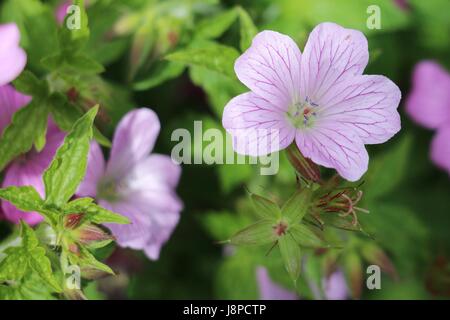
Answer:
[
  {"xmin": 286, "ymin": 97, "xmax": 319, "ymax": 129},
  {"xmin": 97, "ymin": 178, "xmax": 124, "ymax": 203}
]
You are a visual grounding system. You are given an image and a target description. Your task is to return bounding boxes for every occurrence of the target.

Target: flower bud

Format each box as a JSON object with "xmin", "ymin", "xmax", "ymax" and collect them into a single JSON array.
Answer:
[
  {"xmin": 73, "ymin": 224, "xmax": 114, "ymax": 247},
  {"xmin": 286, "ymin": 143, "xmax": 321, "ymax": 182},
  {"xmin": 64, "ymin": 213, "xmax": 84, "ymax": 229}
]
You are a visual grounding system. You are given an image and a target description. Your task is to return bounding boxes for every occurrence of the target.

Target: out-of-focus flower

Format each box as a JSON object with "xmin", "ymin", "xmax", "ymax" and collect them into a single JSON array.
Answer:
[
  {"xmin": 0, "ymin": 85, "xmax": 65, "ymax": 225},
  {"xmin": 256, "ymin": 266, "xmax": 347, "ymax": 300},
  {"xmin": 393, "ymin": 0, "xmax": 410, "ymax": 11},
  {"xmin": 55, "ymin": 1, "xmax": 72, "ymax": 25},
  {"xmin": 406, "ymin": 61, "xmax": 450, "ymax": 175},
  {"xmin": 223, "ymin": 22, "xmax": 401, "ymax": 181},
  {"xmin": 77, "ymin": 109, "xmax": 183, "ymax": 260},
  {"xmin": 321, "ymin": 270, "xmax": 348, "ymax": 300},
  {"xmin": 0, "ymin": 23, "xmax": 26, "ymax": 86},
  {"xmin": 256, "ymin": 267, "xmax": 298, "ymax": 300}
]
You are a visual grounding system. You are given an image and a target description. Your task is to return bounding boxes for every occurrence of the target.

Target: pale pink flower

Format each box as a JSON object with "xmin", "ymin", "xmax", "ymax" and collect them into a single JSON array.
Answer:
[
  {"xmin": 0, "ymin": 85, "xmax": 65, "ymax": 225},
  {"xmin": 256, "ymin": 266, "xmax": 347, "ymax": 300},
  {"xmin": 406, "ymin": 61, "xmax": 450, "ymax": 175},
  {"xmin": 77, "ymin": 109, "xmax": 183, "ymax": 260},
  {"xmin": 0, "ymin": 23, "xmax": 26, "ymax": 86},
  {"xmin": 256, "ymin": 267, "xmax": 298, "ymax": 300},
  {"xmin": 223, "ymin": 23, "xmax": 401, "ymax": 181},
  {"xmin": 55, "ymin": 1, "xmax": 72, "ymax": 25}
]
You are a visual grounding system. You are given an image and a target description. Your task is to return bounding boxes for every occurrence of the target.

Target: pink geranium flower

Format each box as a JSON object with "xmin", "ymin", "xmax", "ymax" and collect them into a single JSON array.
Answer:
[
  {"xmin": 223, "ymin": 23, "xmax": 401, "ymax": 181},
  {"xmin": 406, "ymin": 61, "xmax": 450, "ymax": 175},
  {"xmin": 77, "ymin": 109, "xmax": 183, "ymax": 260},
  {"xmin": 0, "ymin": 85, "xmax": 65, "ymax": 225},
  {"xmin": 0, "ymin": 23, "xmax": 26, "ymax": 86},
  {"xmin": 256, "ymin": 266, "xmax": 347, "ymax": 300}
]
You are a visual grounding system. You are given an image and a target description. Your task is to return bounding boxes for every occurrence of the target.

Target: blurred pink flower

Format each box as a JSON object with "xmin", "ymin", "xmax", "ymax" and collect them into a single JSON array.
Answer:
[
  {"xmin": 256, "ymin": 267, "xmax": 298, "ymax": 300},
  {"xmin": 321, "ymin": 270, "xmax": 348, "ymax": 300},
  {"xmin": 0, "ymin": 85, "xmax": 65, "ymax": 225},
  {"xmin": 55, "ymin": 1, "xmax": 72, "ymax": 25},
  {"xmin": 406, "ymin": 61, "xmax": 450, "ymax": 175},
  {"xmin": 256, "ymin": 266, "xmax": 347, "ymax": 300},
  {"xmin": 393, "ymin": 0, "xmax": 409, "ymax": 11},
  {"xmin": 0, "ymin": 23, "xmax": 26, "ymax": 86},
  {"xmin": 223, "ymin": 23, "xmax": 401, "ymax": 181},
  {"xmin": 77, "ymin": 109, "xmax": 183, "ymax": 260}
]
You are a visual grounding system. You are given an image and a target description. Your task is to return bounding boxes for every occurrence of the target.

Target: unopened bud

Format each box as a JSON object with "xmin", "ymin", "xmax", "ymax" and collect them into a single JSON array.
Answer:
[
  {"xmin": 286, "ymin": 143, "xmax": 321, "ymax": 182},
  {"xmin": 64, "ymin": 213, "xmax": 84, "ymax": 229}
]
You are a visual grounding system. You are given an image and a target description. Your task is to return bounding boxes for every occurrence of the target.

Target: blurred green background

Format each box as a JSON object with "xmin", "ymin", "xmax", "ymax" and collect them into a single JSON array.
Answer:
[{"xmin": 1, "ymin": 0, "xmax": 449, "ymax": 299}]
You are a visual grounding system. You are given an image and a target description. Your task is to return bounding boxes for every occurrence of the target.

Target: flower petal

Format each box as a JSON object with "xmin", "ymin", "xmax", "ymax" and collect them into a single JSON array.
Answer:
[
  {"xmin": 0, "ymin": 23, "xmax": 27, "ymax": 86},
  {"xmin": 323, "ymin": 270, "xmax": 348, "ymax": 300},
  {"xmin": 256, "ymin": 267, "xmax": 298, "ymax": 300},
  {"xmin": 319, "ymin": 75, "xmax": 401, "ymax": 144},
  {"xmin": 431, "ymin": 125, "xmax": 450, "ymax": 175},
  {"xmin": 0, "ymin": 84, "xmax": 31, "ymax": 134},
  {"xmin": 106, "ymin": 108, "xmax": 161, "ymax": 179},
  {"xmin": 223, "ymin": 92, "xmax": 296, "ymax": 156},
  {"xmin": 77, "ymin": 141, "xmax": 106, "ymax": 197},
  {"xmin": 235, "ymin": 30, "xmax": 302, "ymax": 109},
  {"xmin": 300, "ymin": 22, "xmax": 369, "ymax": 102},
  {"xmin": 295, "ymin": 123, "xmax": 369, "ymax": 181},
  {"xmin": 1, "ymin": 163, "xmax": 45, "ymax": 226},
  {"xmin": 406, "ymin": 61, "xmax": 450, "ymax": 129}
]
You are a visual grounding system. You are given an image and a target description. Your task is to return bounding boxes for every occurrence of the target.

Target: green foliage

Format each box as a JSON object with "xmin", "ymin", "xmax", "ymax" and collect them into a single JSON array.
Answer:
[{"xmin": 44, "ymin": 106, "xmax": 97, "ymax": 207}]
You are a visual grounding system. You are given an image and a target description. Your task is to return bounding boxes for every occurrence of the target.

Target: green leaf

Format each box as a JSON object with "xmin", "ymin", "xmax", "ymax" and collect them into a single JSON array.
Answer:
[
  {"xmin": 0, "ymin": 99, "xmax": 49, "ymax": 171},
  {"xmin": 289, "ymin": 224, "xmax": 325, "ymax": 248},
  {"xmin": 278, "ymin": 233, "xmax": 302, "ymax": 282},
  {"xmin": 43, "ymin": 106, "xmax": 98, "ymax": 207},
  {"xmin": 12, "ymin": 70, "xmax": 48, "ymax": 97},
  {"xmin": 250, "ymin": 193, "xmax": 281, "ymax": 220},
  {"xmin": 0, "ymin": 222, "xmax": 61, "ymax": 293},
  {"xmin": 133, "ymin": 61, "xmax": 186, "ymax": 91},
  {"xmin": 195, "ymin": 8, "xmax": 238, "ymax": 39},
  {"xmin": 66, "ymin": 53, "xmax": 105, "ymax": 74},
  {"xmin": 48, "ymin": 93, "xmax": 111, "ymax": 147},
  {"xmin": 281, "ymin": 188, "xmax": 313, "ymax": 224},
  {"xmin": 0, "ymin": 186, "xmax": 44, "ymax": 213},
  {"xmin": 237, "ymin": 7, "xmax": 258, "ymax": 51},
  {"xmin": 63, "ymin": 198, "xmax": 129, "ymax": 225},
  {"xmin": 229, "ymin": 220, "xmax": 277, "ymax": 246},
  {"xmin": 165, "ymin": 43, "xmax": 240, "ymax": 78}
]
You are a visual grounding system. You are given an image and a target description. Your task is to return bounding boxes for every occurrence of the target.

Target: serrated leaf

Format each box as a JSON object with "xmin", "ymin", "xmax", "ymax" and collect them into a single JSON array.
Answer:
[
  {"xmin": 278, "ymin": 233, "xmax": 302, "ymax": 282},
  {"xmin": 0, "ymin": 186, "xmax": 44, "ymax": 213},
  {"xmin": 289, "ymin": 224, "xmax": 325, "ymax": 248},
  {"xmin": 48, "ymin": 93, "xmax": 111, "ymax": 147},
  {"xmin": 237, "ymin": 7, "xmax": 258, "ymax": 51},
  {"xmin": 195, "ymin": 8, "xmax": 238, "ymax": 39},
  {"xmin": 12, "ymin": 70, "xmax": 48, "ymax": 97},
  {"xmin": 43, "ymin": 106, "xmax": 98, "ymax": 207},
  {"xmin": 281, "ymin": 188, "xmax": 313, "ymax": 224},
  {"xmin": 165, "ymin": 43, "xmax": 239, "ymax": 78},
  {"xmin": 250, "ymin": 193, "xmax": 281, "ymax": 220},
  {"xmin": 133, "ymin": 61, "xmax": 185, "ymax": 91},
  {"xmin": 0, "ymin": 222, "xmax": 61, "ymax": 294},
  {"xmin": 229, "ymin": 220, "xmax": 277, "ymax": 246},
  {"xmin": 0, "ymin": 99, "xmax": 49, "ymax": 171},
  {"xmin": 63, "ymin": 198, "xmax": 129, "ymax": 225},
  {"xmin": 66, "ymin": 53, "xmax": 105, "ymax": 74}
]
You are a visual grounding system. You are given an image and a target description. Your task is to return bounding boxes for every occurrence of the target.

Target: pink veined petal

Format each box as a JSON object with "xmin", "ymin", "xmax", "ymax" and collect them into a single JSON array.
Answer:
[
  {"xmin": 300, "ymin": 22, "xmax": 369, "ymax": 103},
  {"xmin": 0, "ymin": 84, "xmax": 31, "ymax": 134},
  {"xmin": 256, "ymin": 267, "xmax": 298, "ymax": 300},
  {"xmin": 319, "ymin": 75, "xmax": 401, "ymax": 144},
  {"xmin": 430, "ymin": 125, "xmax": 450, "ymax": 175},
  {"xmin": 106, "ymin": 108, "xmax": 161, "ymax": 179},
  {"xmin": 295, "ymin": 123, "xmax": 369, "ymax": 181},
  {"xmin": 406, "ymin": 61, "xmax": 450, "ymax": 129},
  {"xmin": 222, "ymin": 92, "xmax": 296, "ymax": 156},
  {"xmin": 77, "ymin": 141, "xmax": 106, "ymax": 197},
  {"xmin": 0, "ymin": 23, "xmax": 27, "ymax": 86},
  {"xmin": 323, "ymin": 270, "xmax": 348, "ymax": 300},
  {"xmin": 235, "ymin": 30, "xmax": 302, "ymax": 110}
]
